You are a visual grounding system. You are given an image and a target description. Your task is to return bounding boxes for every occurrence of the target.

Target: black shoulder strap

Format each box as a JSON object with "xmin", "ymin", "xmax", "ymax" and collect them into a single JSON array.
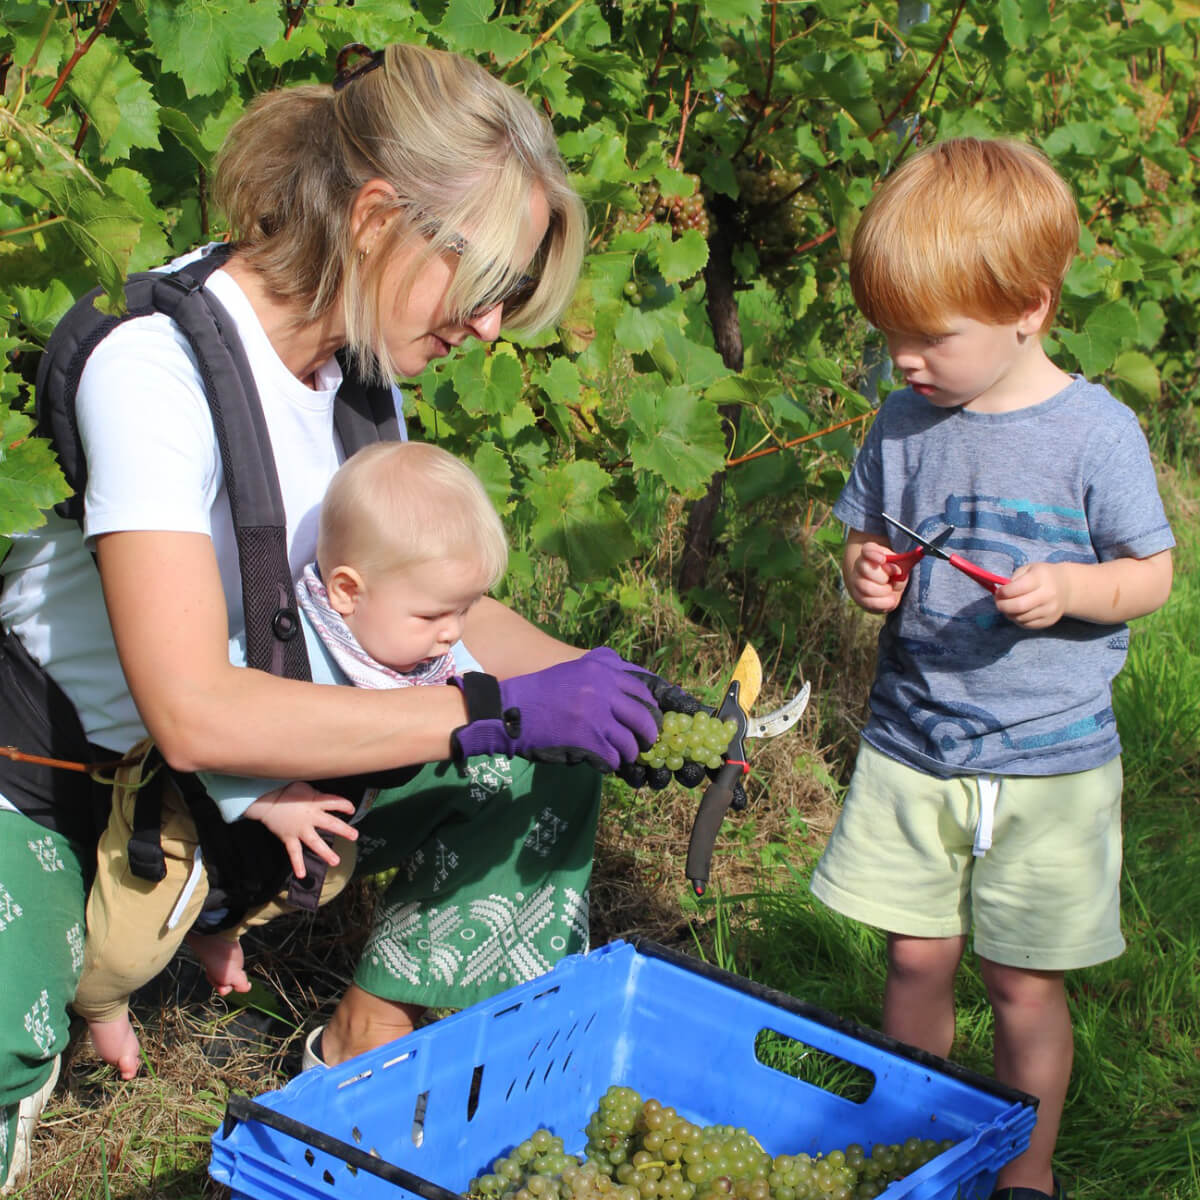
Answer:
[{"xmin": 34, "ymin": 245, "xmax": 400, "ymax": 681}]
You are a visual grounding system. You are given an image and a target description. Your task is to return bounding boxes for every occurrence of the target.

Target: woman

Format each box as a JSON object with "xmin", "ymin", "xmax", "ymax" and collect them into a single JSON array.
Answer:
[{"xmin": 0, "ymin": 42, "xmax": 664, "ymax": 1191}]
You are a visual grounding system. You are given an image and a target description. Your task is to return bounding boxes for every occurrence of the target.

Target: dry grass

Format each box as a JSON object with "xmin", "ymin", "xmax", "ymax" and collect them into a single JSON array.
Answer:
[{"xmin": 18, "ymin": 567, "xmax": 880, "ymax": 1200}]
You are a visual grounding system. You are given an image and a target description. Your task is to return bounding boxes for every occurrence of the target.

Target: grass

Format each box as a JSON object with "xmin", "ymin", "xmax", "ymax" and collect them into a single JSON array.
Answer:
[{"xmin": 16, "ymin": 470, "xmax": 1199, "ymax": 1199}]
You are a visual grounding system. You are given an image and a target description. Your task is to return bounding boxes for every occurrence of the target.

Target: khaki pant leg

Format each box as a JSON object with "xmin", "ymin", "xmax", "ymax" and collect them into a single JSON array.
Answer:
[
  {"xmin": 232, "ymin": 837, "xmax": 358, "ymax": 936},
  {"xmin": 72, "ymin": 746, "xmax": 212, "ymax": 1024}
]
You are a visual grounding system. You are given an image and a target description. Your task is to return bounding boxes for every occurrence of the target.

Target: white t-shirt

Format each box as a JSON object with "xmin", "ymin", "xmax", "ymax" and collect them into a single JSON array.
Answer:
[{"xmin": 0, "ymin": 250, "xmax": 405, "ymax": 758}]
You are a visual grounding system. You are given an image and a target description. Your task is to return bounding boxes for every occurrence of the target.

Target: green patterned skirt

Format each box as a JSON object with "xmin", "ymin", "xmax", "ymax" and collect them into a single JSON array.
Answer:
[{"xmin": 351, "ymin": 754, "xmax": 601, "ymax": 1011}]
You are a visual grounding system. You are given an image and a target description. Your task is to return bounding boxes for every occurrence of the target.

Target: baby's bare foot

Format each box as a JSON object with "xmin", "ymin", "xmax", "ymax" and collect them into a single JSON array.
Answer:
[
  {"xmin": 88, "ymin": 1015, "xmax": 141, "ymax": 1080},
  {"xmin": 185, "ymin": 932, "xmax": 252, "ymax": 996}
]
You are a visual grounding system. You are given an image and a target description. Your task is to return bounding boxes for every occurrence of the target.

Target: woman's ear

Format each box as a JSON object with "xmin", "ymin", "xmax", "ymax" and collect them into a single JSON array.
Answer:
[
  {"xmin": 324, "ymin": 565, "xmax": 366, "ymax": 616},
  {"xmin": 349, "ymin": 178, "xmax": 399, "ymax": 253}
]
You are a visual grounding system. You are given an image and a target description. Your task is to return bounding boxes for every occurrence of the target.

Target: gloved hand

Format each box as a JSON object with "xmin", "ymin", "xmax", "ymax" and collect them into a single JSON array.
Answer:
[
  {"xmin": 448, "ymin": 647, "xmax": 661, "ymax": 773},
  {"xmin": 615, "ymin": 670, "xmax": 747, "ymax": 809}
]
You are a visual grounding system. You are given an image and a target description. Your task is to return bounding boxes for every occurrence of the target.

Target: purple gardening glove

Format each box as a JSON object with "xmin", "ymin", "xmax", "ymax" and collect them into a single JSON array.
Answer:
[{"xmin": 448, "ymin": 647, "xmax": 662, "ymax": 773}]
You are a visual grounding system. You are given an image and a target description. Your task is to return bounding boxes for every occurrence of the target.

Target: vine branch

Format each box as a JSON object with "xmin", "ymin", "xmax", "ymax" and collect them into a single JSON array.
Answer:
[
  {"xmin": 871, "ymin": 0, "xmax": 967, "ymax": 140},
  {"xmin": 44, "ymin": 0, "xmax": 119, "ymax": 108}
]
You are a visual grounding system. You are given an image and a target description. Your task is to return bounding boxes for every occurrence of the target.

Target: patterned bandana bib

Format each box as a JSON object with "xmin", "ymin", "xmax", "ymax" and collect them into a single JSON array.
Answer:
[{"xmin": 295, "ymin": 563, "xmax": 456, "ymax": 690}]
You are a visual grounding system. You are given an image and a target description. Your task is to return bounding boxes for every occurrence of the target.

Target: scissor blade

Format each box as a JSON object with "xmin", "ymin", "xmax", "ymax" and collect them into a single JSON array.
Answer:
[
  {"xmin": 880, "ymin": 512, "xmax": 953, "ymax": 559},
  {"xmin": 744, "ymin": 681, "xmax": 811, "ymax": 740}
]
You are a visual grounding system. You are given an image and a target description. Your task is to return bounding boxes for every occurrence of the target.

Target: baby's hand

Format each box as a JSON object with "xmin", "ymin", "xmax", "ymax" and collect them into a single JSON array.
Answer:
[
  {"xmin": 994, "ymin": 562, "xmax": 1069, "ymax": 629},
  {"xmin": 847, "ymin": 540, "xmax": 909, "ymax": 613},
  {"xmin": 245, "ymin": 782, "xmax": 357, "ymax": 878}
]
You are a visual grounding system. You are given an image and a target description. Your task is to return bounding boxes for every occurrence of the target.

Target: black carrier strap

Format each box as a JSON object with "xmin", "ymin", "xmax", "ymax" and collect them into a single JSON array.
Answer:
[{"xmin": 29, "ymin": 246, "xmax": 402, "ymax": 923}]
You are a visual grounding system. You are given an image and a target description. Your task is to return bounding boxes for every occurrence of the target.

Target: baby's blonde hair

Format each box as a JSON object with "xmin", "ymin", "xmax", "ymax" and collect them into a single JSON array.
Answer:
[
  {"xmin": 318, "ymin": 441, "xmax": 507, "ymax": 588},
  {"xmin": 850, "ymin": 137, "xmax": 1079, "ymax": 334},
  {"xmin": 214, "ymin": 43, "xmax": 586, "ymax": 382}
]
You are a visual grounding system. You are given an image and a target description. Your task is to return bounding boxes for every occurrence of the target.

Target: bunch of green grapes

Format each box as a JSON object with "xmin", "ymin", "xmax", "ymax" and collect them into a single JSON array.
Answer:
[
  {"xmin": 0, "ymin": 135, "xmax": 27, "ymax": 189},
  {"xmin": 471, "ymin": 1128, "xmax": 582, "ymax": 1200},
  {"xmin": 638, "ymin": 711, "xmax": 738, "ymax": 772},
  {"xmin": 735, "ymin": 165, "xmax": 820, "ymax": 276},
  {"xmin": 468, "ymin": 1088, "xmax": 955, "ymax": 1200}
]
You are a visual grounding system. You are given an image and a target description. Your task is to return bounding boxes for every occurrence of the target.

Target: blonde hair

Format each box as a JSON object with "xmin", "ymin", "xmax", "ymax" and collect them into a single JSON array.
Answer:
[
  {"xmin": 317, "ymin": 441, "xmax": 508, "ymax": 588},
  {"xmin": 213, "ymin": 43, "xmax": 586, "ymax": 381},
  {"xmin": 850, "ymin": 137, "xmax": 1079, "ymax": 334}
]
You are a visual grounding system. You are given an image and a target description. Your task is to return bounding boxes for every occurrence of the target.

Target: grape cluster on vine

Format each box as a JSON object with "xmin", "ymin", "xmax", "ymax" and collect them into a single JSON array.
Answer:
[
  {"xmin": 638, "ymin": 710, "xmax": 737, "ymax": 772},
  {"xmin": 735, "ymin": 165, "xmax": 818, "ymax": 275},
  {"xmin": 1, "ymin": 135, "xmax": 26, "ymax": 188},
  {"xmin": 468, "ymin": 1086, "xmax": 954, "ymax": 1200}
]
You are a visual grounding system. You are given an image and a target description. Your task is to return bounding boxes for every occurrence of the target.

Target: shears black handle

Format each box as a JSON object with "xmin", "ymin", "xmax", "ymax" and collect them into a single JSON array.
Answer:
[{"xmin": 685, "ymin": 682, "xmax": 748, "ymax": 897}]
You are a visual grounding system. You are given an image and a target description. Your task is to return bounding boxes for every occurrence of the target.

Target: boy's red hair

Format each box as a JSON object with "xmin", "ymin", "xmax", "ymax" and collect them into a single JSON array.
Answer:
[{"xmin": 850, "ymin": 137, "xmax": 1079, "ymax": 334}]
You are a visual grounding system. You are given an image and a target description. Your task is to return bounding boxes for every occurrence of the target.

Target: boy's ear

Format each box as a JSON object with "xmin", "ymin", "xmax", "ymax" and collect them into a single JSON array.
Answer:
[
  {"xmin": 1018, "ymin": 288, "xmax": 1055, "ymax": 337},
  {"xmin": 324, "ymin": 565, "xmax": 366, "ymax": 616}
]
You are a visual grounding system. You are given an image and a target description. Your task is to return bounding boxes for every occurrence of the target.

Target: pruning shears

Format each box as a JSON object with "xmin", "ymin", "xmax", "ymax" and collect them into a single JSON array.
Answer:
[
  {"xmin": 880, "ymin": 513, "xmax": 1011, "ymax": 594},
  {"xmin": 685, "ymin": 643, "xmax": 811, "ymax": 897}
]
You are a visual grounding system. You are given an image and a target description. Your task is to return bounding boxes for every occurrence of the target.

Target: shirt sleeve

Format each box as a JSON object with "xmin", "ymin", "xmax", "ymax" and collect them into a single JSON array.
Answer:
[
  {"xmin": 1082, "ymin": 406, "xmax": 1175, "ymax": 561},
  {"xmin": 75, "ymin": 315, "xmax": 222, "ymax": 543}
]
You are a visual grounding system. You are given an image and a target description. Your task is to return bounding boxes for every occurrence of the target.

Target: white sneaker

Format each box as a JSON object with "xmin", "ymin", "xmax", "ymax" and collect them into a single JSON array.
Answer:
[
  {"xmin": 1, "ymin": 1055, "xmax": 61, "ymax": 1196},
  {"xmin": 300, "ymin": 1026, "xmax": 326, "ymax": 1072}
]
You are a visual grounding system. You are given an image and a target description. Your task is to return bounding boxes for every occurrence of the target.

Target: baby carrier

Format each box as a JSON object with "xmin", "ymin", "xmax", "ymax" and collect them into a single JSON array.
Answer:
[{"xmin": 1, "ymin": 243, "xmax": 411, "ymax": 927}]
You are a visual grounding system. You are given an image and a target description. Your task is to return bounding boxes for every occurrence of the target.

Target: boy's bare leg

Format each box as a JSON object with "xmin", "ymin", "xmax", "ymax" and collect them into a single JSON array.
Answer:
[
  {"xmin": 87, "ymin": 1014, "xmax": 141, "ymax": 1080},
  {"xmin": 321, "ymin": 985, "xmax": 425, "ymax": 1065},
  {"xmin": 981, "ymin": 959, "xmax": 1071, "ymax": 1195},
  {"xmin": 883, "ymin": 933, "xmax": 968, "ymax": 1057},
  {"xmin": 184, "ymin": 932, "xmax": 253, "ymax": 996}
]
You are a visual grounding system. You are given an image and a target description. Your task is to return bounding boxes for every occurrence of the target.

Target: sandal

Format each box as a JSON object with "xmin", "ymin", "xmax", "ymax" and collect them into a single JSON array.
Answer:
[
  {"xmin": 1, "ymin": 1055, "xmax": 61, "ymax": 1196},
  {"xmin": 989, "ymin": 1176, "xmax": 1066, "ymax": 1200}
]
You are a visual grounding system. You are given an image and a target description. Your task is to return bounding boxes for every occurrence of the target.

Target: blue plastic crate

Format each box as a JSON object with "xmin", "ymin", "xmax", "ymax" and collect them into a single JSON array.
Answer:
[{"xmin": 210, "ymin": 939, "xmax": 1036, "ymax": 1200}]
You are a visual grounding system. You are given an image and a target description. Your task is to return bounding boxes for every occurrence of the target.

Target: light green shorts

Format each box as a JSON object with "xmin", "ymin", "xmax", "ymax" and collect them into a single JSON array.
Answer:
[{"xmin": 810, "ymin": 740, "xmax": 1125, "ymax": 970}]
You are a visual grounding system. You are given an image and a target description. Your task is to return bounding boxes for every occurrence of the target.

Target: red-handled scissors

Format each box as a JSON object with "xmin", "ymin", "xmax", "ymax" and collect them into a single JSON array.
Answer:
[{"xmin": 881, "ymin": 513, "xmax": 1012, "ymax": 594}]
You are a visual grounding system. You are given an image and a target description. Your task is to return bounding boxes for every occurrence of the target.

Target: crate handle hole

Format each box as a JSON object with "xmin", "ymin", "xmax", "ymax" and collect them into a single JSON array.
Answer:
[
  {"xmin": 412, "ymin": 1089, "xmax": 429, "ymax": 1146},
  {"xmin": 467, "ymin": 1066, "xmax": 484, "ymax": 1121},
  {"xmin": 754, "ymin": 1028, "xmax": 876, "ymax": 1105}
]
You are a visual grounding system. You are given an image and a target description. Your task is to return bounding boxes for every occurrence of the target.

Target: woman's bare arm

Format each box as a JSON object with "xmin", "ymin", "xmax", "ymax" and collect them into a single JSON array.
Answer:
[
  {"xmin": 97, "ymin": 530, "xmax": 468, "ymax": 777},
  {"xmin": 463, "ymin": 596, "xmax": 584, "ymax": 677}
]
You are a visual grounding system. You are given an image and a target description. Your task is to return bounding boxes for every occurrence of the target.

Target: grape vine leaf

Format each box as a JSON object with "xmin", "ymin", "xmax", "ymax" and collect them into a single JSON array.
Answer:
[
  {"xmin": 437, "ymin": 0, "xmax": 530, "ymax": 64},
  {"xmin": 527, "ymin": 460, "xmax": 636, "ymax": 579},
  {"xmin": 1059, "ymin": 301, "xmax": 1138, "ymax": 376},
  {"xmin": 469, "ymin": 442, "xmax": 515, "ymax": 515},
  {"xmin": 147, "ymin": 0, "xmax": 282, "ymax": 98},
  {"xmin": 1111, "ymin": 350, "xmax": 1160, "ymax": 408},
  {"xmin": 628, "ymin": 383, "xmax": 728, "ymax": 497},
  {"xmin": 652, "ymin": 229, "xmax": 709, "ymax": 284},
  {"xmin": 65, "ymin": 39, "xmax": 161, "ymax": 162},
  {"xmin": 0, "ymin": 407, "xmax": 71, "ymax": 539}
]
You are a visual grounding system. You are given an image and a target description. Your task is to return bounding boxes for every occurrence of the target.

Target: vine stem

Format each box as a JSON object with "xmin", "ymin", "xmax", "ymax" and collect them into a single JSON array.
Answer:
[
  {"xmin": 0, "ymin": 214, "xmax": 63, "ymax": 238},
  {"xmin": 726, "ymin": 410, "xmax": 872, "ymax": 468},
  {"xmin": 44, "ymin": 0, "xmax": 119, "ymax": 108},
  {"xmin": 871, "ymin": 0, "xmax": 967, "ymax": 140},
  {"xmin": 506, "ymin": 0, "xmax": 586, "ymax": 71}
]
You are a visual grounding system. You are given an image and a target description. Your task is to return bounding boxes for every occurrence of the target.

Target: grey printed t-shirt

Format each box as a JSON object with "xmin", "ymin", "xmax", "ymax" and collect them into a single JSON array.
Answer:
[{"xmin": 833, "ymin": 376, "xmax": 1174, "ymax": 778}]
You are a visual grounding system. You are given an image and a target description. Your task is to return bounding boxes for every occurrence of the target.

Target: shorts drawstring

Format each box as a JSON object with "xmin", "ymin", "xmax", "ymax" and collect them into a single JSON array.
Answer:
[
  {"xmin": 973, "ymin": 777, "xmax": 999, "ymax": 857},
  {"xmin": 166, "ymin": 846, "xmax": 205, "ymax": 930}
]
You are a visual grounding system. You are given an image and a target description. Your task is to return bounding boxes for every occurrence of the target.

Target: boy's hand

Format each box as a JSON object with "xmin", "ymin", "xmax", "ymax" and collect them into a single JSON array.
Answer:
[
  {"xmin": 845, "ymin": 535, "xmax": 909, "ymax": 613},
  {"xmin": 994, "ymin": 562, "xmax": 1070, "ymax": 629},
  {"xmin": 245, "ymin": 782, "xmax": 358, "ymax": 878}
]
